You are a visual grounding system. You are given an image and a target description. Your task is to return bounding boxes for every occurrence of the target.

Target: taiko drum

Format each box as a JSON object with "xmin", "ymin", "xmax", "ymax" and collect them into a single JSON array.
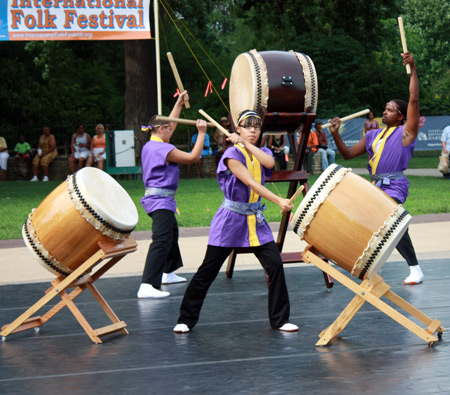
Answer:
[
  {"xmin": 22, "ymin": 167, "xmax": 138, "ymax": 277},
  {"xmin": 290, "ymin": 164, "xmax": 411, "ymax": 279}
]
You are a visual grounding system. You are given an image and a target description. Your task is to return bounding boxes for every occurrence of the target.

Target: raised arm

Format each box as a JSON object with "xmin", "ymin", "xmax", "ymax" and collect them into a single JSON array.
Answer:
[
  {"xmin": 227, "ymin": 133, "xmax": 275, "ymax": 169},
  {"xmin": 402, "ymin": 52, "xmax": 420, "ymax": 146},
  {"xmin": 168, "ymin": 91, "xmax": 189, "ymax": 137},
  {"xmin": 226, "ymin": 158, "xmax": 293, "ymax": 213},
  {"xmin": 167, "ymin": 120, "xmax": 207, "ymax": 165},
  {"xmin": 329, "ymin": 118, "xmax": 367, "ymax": 159}
]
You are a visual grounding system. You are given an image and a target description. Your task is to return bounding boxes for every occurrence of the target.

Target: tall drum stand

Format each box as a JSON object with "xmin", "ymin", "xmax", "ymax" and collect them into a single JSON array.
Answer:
[{"xmin": 1, "ymin": 238, "xmax": 138, "ymax": 344}]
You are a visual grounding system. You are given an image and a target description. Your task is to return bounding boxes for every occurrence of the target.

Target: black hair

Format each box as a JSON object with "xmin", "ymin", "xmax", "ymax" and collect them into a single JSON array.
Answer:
[
  {"xmin": 392, "ymin": 99, "xmax": 407, "ymax": 122},
  {"xmin": 237, "ymin": 110, "xmax": 262, "ymax": 129},
  {"xmin": 367, "ymin": 109, "xmax": 375, "ymax": 118}
]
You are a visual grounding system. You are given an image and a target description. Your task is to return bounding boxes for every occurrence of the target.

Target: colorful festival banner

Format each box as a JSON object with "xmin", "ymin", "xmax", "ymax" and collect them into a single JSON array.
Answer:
[
  {"xmin": 321, "ymin": 115, "xmax": 450, "ymax": 151},
  {"xmin": 0, "ymin": 0, "xmax": 151, "ymax": 41}
]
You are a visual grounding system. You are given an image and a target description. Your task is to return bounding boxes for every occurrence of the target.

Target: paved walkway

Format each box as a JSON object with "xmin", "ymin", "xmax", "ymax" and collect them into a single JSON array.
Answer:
[
  {"xmin": 351, "ymin": 167, "xmax": 443, "ymax": 177},
  {"xmin": 1, "ymin": 213, "xmax": 449, "ymax": 285}
]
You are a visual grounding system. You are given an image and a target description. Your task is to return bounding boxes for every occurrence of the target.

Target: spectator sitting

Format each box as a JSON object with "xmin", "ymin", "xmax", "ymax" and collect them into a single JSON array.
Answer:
[
  {"xmin": 30, "ymin": 126, "xmax": 58, "ymax": 182},
  {"xmin": 315, "ymin": 122, "xmax": 335, "ymax": 170},
  {"xmin": 267, "ymin": 134, "xmax": 287, "ymax": 170},
  {"xmin": 187, "ymin": 131, "xmax": 211, "ymax": 178},
  {"xmin": 86, "ymin": 124, "xmax": 106, "ymax": 171},
  {"xmin": 14, "ymin": 135, "xmax": 32, "ymax": 175},
  {"xmin": 299, "ymin": 129, "xmax": 319, "ymax": 174},
  {"xmin": 0, "ymin": 136, "xmax": 9, "ymax": 181},
  {"xmin": 69, "ymin": 124, "xmax": 91, "ymax": 173}
]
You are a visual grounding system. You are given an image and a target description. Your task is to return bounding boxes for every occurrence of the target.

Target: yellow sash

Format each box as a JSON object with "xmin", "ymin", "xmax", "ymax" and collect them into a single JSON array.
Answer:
[
  {"xmin": 368, "ymin": 127, "xmax": 397, "ymax": 175},
  {"xmin": 236, "ymin": 145, "xmax": 262, "ymax": 247}
]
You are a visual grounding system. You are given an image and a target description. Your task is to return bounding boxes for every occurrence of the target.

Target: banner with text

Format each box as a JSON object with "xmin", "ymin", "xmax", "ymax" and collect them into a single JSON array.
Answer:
[
  {"xmin": 0, "ymin": 0, "xmax": 151, "ymax": 41},
  {"xmin": 321, "ymin": 115, "xmax": 450, "ymax": 151}
]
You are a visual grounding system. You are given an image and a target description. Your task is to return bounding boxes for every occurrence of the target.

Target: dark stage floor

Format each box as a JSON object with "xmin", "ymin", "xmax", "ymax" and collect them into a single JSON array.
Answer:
[{"xmin": 1, "ymin": 259, "xmax": 449, "ymax": 394}]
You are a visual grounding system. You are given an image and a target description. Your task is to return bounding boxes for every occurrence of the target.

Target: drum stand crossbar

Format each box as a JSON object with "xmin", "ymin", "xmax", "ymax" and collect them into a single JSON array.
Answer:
[
  {"xmin": 302, "ymin": 246, "xmax": 445, "ymax": 347},
  {"xmin": 1, "ymin": 238, "xmax": 138, "ymax": 344}
]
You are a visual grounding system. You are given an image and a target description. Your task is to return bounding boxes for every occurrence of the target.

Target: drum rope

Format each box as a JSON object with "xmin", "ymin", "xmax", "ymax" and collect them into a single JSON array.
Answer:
[
  {"xmin": 160, "ymin": 0, "xmax": 228, "ymax": 81},
  {"xmin": 358, "ymin": 210, "xmax": 409, "ymax": 279},
  {"xmin": 159, "ymin": 0, "xmax": 229, "ymax": 113},
  {"xmin": 23, "ymin": 219, "xmax": 68, "ymax": 276}
]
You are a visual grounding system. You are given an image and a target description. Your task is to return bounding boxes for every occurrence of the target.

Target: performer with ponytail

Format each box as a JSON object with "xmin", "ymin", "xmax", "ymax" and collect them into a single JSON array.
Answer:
[
  {"xmin": 329, "ymin": 51, "xmax": 424, "ymax": 285},
  {"xmin": 174, "ymin": 110, "xmax": 299, "ymax": 333},
  {"xmin": 137, "ymin": 91, "xmax": 207, "ymax": 298}
]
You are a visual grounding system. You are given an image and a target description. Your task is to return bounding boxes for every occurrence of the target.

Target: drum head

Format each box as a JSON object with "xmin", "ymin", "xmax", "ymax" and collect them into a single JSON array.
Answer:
[
  {"xmin": 290, "ymin": 164, "xmax": 347, "ymax": 238},
  {"xmin": 229, "ymin": 52, "xmax": 262, "ymax": 126},
  {"xmin": 74, "ymin": 167, "xmax": 138, "ymax": 231}
]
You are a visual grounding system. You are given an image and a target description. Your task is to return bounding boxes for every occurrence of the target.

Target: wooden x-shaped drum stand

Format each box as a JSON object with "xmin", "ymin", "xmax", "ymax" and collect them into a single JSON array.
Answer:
[
  {"xmin": 1, "ymin": 237, "xmax": 137, "ymax": 344},
  {"xmin": 302, "ymin": 246, "xmax": 445, "ymax": 347}
]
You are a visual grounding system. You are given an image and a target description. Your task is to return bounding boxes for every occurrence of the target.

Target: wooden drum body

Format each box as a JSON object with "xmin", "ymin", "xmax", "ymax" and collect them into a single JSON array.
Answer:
[
  {"xmin": 22, "ymin": 167, "xmax": 138, "ymax": 277},
  {"xmin": 229, "ymin": 49, "xmax": 318, "ymax": 129},
  {"xmin": 290, "ymin": 164, "xmax": 411, "ymax": 280}
]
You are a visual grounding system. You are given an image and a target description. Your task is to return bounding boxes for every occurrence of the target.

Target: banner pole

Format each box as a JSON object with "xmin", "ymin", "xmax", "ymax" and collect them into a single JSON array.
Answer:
[{"xmin": 154, "ymin": 0, "xmax": 162, "ymax": 114}]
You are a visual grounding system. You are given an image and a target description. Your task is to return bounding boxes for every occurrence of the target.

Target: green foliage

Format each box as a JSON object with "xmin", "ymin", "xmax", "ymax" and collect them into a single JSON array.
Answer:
[{"xmin": 0, "ymin": 0, "xmax": 449, "ymax": 147}]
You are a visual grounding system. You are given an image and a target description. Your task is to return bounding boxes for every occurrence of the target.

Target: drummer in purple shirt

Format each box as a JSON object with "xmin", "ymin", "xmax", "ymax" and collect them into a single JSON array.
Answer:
[
  {"xmin": 137, "ymin": 91, "xmax": 207, "ymax": 299},
  {"xmin": 173, "ymin": 110, "xmax": 298, "ymax": 333},
  {"xmin": 329, "ymin": 51, "xmax": 424, "ymax": 285}
]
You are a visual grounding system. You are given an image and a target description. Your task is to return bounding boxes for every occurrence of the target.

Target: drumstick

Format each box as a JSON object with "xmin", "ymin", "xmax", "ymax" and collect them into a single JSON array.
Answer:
[
  {"xmin": 167, "ymin": 52, "xmax": 191, "ymax": 108},
  {"xmin": 199, "ymin": 109, "xmax": 244, "ymax": 148},
  {"xmin": 288, "ymin": 185, "xmax": 305, "ymax": 205},
  {"xmin": 397, "ymin": 17, "xmax": 411, "ymax": 75},
  {"xmin": 155, "ymin": 115, "xmax": 215, "ymax": 128},
  {"xmin": 322, "ymin": 109, "xmax": 370, "ymax": 129},
  {"xmin": 281, "ymin": 185, "xmax": 305, "ymax": 213}
]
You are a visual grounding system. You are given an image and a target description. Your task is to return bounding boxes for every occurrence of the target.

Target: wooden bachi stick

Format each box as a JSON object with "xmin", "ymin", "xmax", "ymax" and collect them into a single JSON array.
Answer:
[
  {"xmin": 154, "ymin": 115, "xmax": 214, "ymax": 128},
  {"xmin": 322, "ymin": 109, "xmax": 370, "ymax": 129},
  {"xmin": 199, "ymin": 109, "xmax": 244, "ymax": 147},
  {"xmin": 397, "ymin": 17, "xmax": 411, "ymax": 75},
  {"xmin": 167, "ymin": 52, "xmax": 191, "ymax": 108}
]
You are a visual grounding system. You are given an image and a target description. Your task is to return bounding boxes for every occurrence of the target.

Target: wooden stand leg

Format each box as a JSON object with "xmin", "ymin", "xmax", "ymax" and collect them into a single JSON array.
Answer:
[
  {"xmin": 302, "ymin": 247, "xmax": 445, "ymax": 347},
  {"xmin": 1, "ymin": 238, "xmax": 137, "ymax": 343}
]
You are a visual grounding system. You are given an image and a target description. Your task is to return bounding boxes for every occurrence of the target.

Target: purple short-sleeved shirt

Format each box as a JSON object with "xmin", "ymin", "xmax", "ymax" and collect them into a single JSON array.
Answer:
[
  {"xmin": 140, "ymin": 139, "xmax": 178, "ymax": 214},
  {"xmin": 208, "ymin": 146, "xmax": 275, "ymax": 247},
  {"xmin": 365, "ymin": 125, "xmax": 416, "ymax": 203}
]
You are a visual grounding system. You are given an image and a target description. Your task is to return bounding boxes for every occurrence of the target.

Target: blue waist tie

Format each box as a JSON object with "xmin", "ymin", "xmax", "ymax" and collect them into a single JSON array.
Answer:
[
  {"xmin": 371, "ymin": 172, "xmax": 405, "ymax": 188},
  {"xmin": 221, "ymin": 197, "xmax": 266, "ymax": 227},
  {"xmin": 145, "ymin": 187, "xmax": 176, "ymax": 197}
]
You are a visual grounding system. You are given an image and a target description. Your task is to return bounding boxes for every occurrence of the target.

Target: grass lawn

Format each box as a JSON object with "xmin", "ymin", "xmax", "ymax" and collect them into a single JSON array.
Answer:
[{"xmin": 1, "ymin": 172, "xmax": 449, "ymax": 240}]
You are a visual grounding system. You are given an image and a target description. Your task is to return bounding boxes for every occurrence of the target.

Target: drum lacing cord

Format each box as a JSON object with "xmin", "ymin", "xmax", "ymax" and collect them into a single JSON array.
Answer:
[
  {"xmin": 159, "ymin": 0, "xmax": 229, "ymax": 113},
  {"xmin": 358, "ymin": 210, "xmax": 409, "ymax": 279},
  {"xmin": 300, "ymin": 53, "xmax": 317, "ymax": 112},
  {"xmin": 292, "ymin": 165, "xmax": 342, "ymax": 234},
  {"xmin": 247, "ymin": 51, "xmax": 262, "ymax": 111},
  {"xmin": 23, "ymin": 219, "xmax": 68, "ymax": 277},
  {"xmin": 72, "ymin": 173, "xmax": 132, "ymax": 236}
]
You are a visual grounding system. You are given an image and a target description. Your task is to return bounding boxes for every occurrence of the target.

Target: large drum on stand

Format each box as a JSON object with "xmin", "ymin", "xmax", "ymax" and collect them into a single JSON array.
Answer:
[
  {"xmin": 229, "ymin": 49, "xmax": 318, "ymax": 130},
  {"xmin": 290, "ymin": 164, "xmax": 411, "ymax": 279},
  {"xmin": 23, "ymin": 167, "xmax": 139, "ymax": 277}
]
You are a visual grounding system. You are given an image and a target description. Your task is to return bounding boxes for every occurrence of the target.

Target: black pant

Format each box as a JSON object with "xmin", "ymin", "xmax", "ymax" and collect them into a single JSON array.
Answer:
[
  {"xmin": 393, "ymin": 198, "xmax": 419, "ymax": 266},
  {"xmin": 142, "ymin": 209, "xmax": 183, "ymax": 288},
  {"xmin": 272, "ymin": 150, "xmax": 287, "ymax": 170},
  {"xmin": 178, "ymin": 241, "xmax": 291, "ymax": 329}
]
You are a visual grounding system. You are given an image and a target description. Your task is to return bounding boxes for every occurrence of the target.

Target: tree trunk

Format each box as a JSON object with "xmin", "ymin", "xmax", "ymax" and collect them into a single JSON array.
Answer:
[{"xmin": 124, "ymin": 39, "xmax": 157, "ymax": 161}]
